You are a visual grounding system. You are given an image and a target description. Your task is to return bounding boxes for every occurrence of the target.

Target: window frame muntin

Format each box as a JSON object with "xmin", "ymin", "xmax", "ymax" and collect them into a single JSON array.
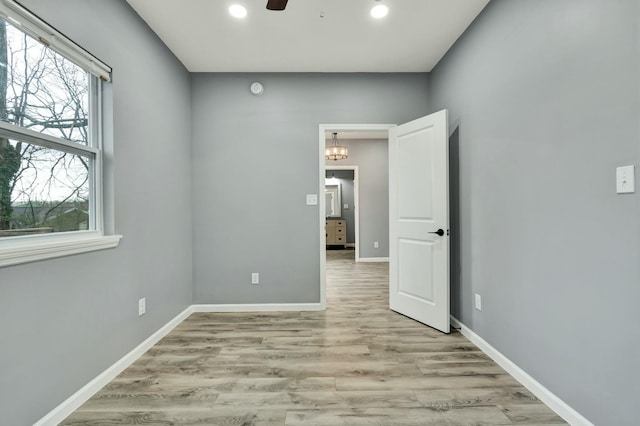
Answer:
[{"xmin": 0, "ymin": 121, "xmax": 99, "ymax": 158}]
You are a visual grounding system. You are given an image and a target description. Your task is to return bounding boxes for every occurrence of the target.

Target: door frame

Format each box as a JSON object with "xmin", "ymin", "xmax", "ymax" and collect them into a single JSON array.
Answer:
[
  {"xmin": 325, "ymin": 165, "xmax": 359, "ymax": 258},
  {"xmin": 318, "ymin": 124, "xmax": 395, "ymax": 309}
]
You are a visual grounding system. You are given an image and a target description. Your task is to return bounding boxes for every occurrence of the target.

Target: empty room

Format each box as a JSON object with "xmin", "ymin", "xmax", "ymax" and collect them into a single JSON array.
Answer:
[{"xmin": 0, "ymin": 0, "xmax": 638, "ymax": 425}]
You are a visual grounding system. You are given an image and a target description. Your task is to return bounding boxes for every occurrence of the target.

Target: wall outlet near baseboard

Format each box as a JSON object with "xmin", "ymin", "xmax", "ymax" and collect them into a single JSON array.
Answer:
[
  {"xmin": 374, "ymin": 241, "xmax": 379, "ymax": 248},
  {"xmin": 138, "ymin": 297, "xmax": 146, "ymax": 316},
  {"xmin": 251, "ymin": 273, "xmax": 260, "ymax": 285},
  {"xmin": 474, "ymin": 294, "xmax": 482, "ymax": 311}
]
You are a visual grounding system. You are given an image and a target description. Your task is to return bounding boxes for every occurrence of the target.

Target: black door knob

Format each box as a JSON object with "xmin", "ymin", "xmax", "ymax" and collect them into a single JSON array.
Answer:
[{"xmin": 429, "ymin": 229, "xmax": 445, "ymax": 236}]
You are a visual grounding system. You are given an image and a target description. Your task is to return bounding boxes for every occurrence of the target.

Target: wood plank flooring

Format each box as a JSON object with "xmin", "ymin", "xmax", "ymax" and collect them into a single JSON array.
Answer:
[{"xmin": 62, "ymin": 249, "xmax": 566, "ymax": 425}]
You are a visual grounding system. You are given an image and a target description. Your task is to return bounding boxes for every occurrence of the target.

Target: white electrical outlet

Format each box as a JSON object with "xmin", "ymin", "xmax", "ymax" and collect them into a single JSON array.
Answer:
[
  {"xmin": 474, "ymin": 294, "xmax": 482, "ymax": 311},
  {"xmin": 251, "ymin": 273, "xmax": 260, "ymax": 285},
  {"xmin": 344, "ymin": 203, "xmax": 349, "ymax": 210},
  {"xmin": 138, "ymin": 297, "xmax": 146, "ymax": 316},
  {"xmin": 374, "ymin": 241, "xmax": 379, "ymax": 248}
]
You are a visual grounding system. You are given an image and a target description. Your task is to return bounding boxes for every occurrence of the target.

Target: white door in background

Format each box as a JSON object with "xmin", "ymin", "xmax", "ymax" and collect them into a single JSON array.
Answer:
[{"xmin": 389, "ymin": 110, "xmax": 450, "ymax": 333}]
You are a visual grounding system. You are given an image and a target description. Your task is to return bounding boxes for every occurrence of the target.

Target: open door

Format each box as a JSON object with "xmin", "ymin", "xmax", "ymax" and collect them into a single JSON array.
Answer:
[{"xmin": 389, "ymin": 110, "xmax": 450, "ymax": 333}]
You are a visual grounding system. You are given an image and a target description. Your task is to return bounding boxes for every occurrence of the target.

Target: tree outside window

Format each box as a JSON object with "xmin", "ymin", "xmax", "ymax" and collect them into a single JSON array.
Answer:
[{"xmin": 0, "ymin": 18, "xmax": 94, "ymax": 237}]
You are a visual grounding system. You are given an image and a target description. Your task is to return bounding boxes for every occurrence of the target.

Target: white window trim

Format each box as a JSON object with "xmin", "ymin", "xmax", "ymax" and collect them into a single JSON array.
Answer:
[
  {"xmin": 0, "ymin": 1, "xmax": 121, "ymax": 268},
  {"xmin": 0, "ymin": 122, "xmax": 99, "ymax": 156},
  {"xmin": 0, "ymin": 232, "xmax": 121, "ymax": 267}
]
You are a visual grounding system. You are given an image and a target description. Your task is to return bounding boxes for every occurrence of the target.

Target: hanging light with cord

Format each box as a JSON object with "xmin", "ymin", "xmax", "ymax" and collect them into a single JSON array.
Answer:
[{"xmin": 325, "ymin": 132, "xmax": 349, "ymax": 161}]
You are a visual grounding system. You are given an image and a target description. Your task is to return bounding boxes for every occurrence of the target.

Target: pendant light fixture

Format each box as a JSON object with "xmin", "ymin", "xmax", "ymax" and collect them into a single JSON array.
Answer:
[{"xmin": 325, "ymin": 132, "xmax": 349, "ymax": 161}]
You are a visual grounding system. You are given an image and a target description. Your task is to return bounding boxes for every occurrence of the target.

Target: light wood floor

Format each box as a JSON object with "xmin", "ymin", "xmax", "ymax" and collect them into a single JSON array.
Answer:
[{"xmin": 62, "ymin": 250, "xmax": 566, "ymax": 425}]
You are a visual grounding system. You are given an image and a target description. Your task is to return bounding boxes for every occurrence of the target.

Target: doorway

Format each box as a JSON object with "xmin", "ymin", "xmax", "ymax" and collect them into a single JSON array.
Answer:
[{"xmin": 318, "ymin": 124, "xmax": 395, "ymax": 309}]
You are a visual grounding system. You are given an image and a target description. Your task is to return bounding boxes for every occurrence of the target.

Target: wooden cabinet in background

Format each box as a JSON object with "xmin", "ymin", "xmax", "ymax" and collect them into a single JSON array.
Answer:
[{"xmin": 326, "ymin": 218, "xmax": 347, "ymax": 248}]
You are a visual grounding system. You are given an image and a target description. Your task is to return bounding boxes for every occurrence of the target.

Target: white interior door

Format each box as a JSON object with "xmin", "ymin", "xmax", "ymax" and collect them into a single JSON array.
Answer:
[{"xmin": 389, "ymin": 110, "xmax": 450, "ymax": 333}]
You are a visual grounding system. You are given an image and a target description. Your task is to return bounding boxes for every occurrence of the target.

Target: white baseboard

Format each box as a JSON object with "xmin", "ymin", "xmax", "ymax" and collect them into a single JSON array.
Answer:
[
  {"xmin": 450, "ymin": 316, "xmax": 463, "ymax": 329},
  {"xmin": 34, "ymin": 306, "xmax": 194, "ymax": 426},
  {"xmin": 357, "ymin": 257, "xmax": 389, "ymax": 263},
  {"xmin": 346, "ymin": 243, "xmax": 356, "ymax": 248},
  {"xmin": 192, "ymin": 303, "xmax": 324, "ymax": 312},
  {"xmin": 451, "ymin": 316, "xmax": 593, "ymax": 426}
]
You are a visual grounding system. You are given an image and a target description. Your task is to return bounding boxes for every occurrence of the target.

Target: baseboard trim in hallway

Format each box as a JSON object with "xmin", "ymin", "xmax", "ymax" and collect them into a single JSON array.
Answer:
[
  {"xmin": 357, "ymin": 257, "xmax": 389, "ymax": 262},
  {"xmin": 451, "ymin": 316, "xmax": 594, "ymax": 426}
]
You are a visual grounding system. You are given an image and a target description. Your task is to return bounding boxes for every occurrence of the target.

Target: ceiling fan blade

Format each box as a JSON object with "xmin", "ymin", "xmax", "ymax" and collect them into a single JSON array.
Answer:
[{"xmin": 266, "ymin": 0, "xmax": 288, "ymax": 11}]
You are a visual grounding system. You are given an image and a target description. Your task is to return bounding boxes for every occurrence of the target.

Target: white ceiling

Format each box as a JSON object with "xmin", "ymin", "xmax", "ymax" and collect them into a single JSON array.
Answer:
[{"xmin": 125, "ymin": 0, "xmax": 490, "ymax": 72}]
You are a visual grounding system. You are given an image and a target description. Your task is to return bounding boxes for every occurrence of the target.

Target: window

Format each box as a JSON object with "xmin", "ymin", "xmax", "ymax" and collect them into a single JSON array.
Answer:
[{"xmin": 0, "ymin": 1, "xmax": 120, "ymax": 267}]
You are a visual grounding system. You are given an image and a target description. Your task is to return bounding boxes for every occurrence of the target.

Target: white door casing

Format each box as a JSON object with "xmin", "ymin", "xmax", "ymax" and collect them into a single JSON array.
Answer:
[{"xmin": 389, "ymin": 110, "xmax": 450, "ymax": 333}]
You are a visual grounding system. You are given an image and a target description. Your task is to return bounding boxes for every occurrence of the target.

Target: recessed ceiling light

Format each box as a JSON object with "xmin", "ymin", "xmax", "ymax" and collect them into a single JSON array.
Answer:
[
  {"xmin": 370, "ymin": 4, "xmax": 389, "ymax": 19},
  {"xmin": 228, "ymin": 4, "xmax": 247, "ymax": 19}
]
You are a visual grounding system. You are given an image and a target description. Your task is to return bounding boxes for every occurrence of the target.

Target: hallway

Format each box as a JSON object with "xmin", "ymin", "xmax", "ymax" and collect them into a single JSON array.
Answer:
[{"xmin": 61, "ymin": 250, "xmax": 565, "ymax": 425}]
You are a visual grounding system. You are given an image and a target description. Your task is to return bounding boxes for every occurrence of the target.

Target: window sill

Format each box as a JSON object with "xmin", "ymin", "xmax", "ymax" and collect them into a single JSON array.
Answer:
[{"xmin": 0, "ymin": 232, "xmax": 122, "ymax": 268}]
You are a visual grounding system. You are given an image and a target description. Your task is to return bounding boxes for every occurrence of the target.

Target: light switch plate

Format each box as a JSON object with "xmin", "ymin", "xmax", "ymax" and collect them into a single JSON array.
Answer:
[
  {"xmin": 474, "ymin": 294, "xmax": 482, "ymax": 311},
  {"xmin": 616, "ymin": 165, "xmax": 635, "ymax": 194},
  {"xmin": 306, "ymin": 194, "xmax": 318, "ymax": 205}
]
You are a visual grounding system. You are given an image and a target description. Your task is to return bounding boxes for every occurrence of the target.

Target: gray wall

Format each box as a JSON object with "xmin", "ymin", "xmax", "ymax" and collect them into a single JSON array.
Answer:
[
  {"xmin": 326, "ymin": 140, "xmax": 390, "ymax": 258},
  {"xmin": 325, "ymin": 169, "xmax": 355, "ymax": 244},
  {"xmin": 429, "ymin": 1, "xmax": 640, "ymax": 424},
  {"xmin": 0, "ymin": 1, "xmax": 193, "ymax": 424},
  {"xmin": 191, "ymin": 73, "xmax": 429, "ymax": 303}
]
